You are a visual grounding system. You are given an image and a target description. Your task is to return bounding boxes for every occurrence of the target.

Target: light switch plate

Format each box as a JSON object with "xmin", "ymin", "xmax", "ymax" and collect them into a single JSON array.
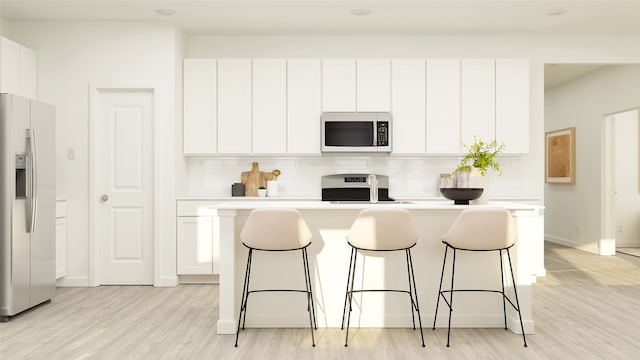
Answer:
[{"xmin": 67, "ymin": 148, "xmax": 75, "ymax": 160}]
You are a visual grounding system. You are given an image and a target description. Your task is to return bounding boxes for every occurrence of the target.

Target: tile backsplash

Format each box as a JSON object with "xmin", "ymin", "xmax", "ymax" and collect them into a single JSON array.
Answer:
[{"xmin": 186, "ymin": 155, "xmax": 527, "ymax": 199}]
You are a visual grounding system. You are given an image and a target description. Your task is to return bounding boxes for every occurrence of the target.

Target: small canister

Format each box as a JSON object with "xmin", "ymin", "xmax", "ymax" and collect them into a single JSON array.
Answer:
[{"xmin": 232, "ymin": 183, "xmax": 245, "ymax": 197}]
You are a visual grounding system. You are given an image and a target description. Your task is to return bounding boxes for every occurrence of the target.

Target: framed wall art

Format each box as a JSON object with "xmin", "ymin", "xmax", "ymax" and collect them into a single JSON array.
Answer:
[{"xmin": 545, "ymin": 127, "xmax": 576, "ymax": 184}]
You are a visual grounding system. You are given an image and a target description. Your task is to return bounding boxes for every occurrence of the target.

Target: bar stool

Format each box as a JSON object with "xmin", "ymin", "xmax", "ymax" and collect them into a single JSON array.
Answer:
[
  {"xmin": 432, "ymin": 208, "xmax": 527, "ymax": 347},
  {"xmin": 234, "ymin": 208, "xmax": 317, "ymax": 347},
  {"xmin": 342, "ymin": 208, "xmax": 425, "ymax": 347}
]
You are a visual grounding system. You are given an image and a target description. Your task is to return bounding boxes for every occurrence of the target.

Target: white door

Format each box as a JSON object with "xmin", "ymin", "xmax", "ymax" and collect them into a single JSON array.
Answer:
[
  {"xmin": 614, "ymin": 109, "xmax": 640, "ymax": 248},
  {"xmin": 96, "ymin": 89, "xmax": 154, "ymax": 285}
]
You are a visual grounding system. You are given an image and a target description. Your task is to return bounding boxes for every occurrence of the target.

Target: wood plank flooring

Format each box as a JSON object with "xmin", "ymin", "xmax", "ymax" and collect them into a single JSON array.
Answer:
[{"xmin": 1, "ymin": 242, "xmax": 640, "ymax": 359}]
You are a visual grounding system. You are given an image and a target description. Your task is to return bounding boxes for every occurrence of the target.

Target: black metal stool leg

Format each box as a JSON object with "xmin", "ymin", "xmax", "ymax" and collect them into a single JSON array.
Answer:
[
  {"xmin": 235, "ymin": 248, "xmax": 253, "ymax": 347},
  {"xmin": 446, "ymin": 248, "xmax": 456, "ymax": 347},
  {"xmin": 433, "ymin": 245, "xmax": 449, "ymax": 330},
  {"xmin": 407, "ymin": 249, "xmax": 426, "ymax": 347},
  {"xmin": 499, "ymin": 249, "xmax": 508, "ymax": 330},
  {"xmin": 344, "ymin": 249, "xmax": 358, "ymax": 347},
  {"xmin": 341, "ymin": 248, "xmax": 356, "ymax": 330},
  {"xmin": 302, "ymin": 248, "xmax": 316, "ymax": 347},
  {"xmin": 303, "ymin": 248, "xmax": 317, "ymax": 330},
  {"xmin": 507, "ymin": 250, "xmax": 528, "ymax": 347},
  {"xmin": 405, "ymin": 249, "xmax": 417, "ymax": 330}
]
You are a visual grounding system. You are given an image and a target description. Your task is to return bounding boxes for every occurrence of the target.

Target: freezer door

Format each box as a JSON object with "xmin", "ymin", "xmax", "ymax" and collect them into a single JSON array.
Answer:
[
  {"xmin": 0, "ymin": 94, "xmax": 31, "ymax": 317},
  {"xmin": 29, "ymin": 100, "xmax": 56, "ymax": 306}
]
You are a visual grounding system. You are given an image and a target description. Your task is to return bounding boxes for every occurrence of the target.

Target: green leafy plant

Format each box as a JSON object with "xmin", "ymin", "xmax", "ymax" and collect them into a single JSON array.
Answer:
[{"xmin": 453, "ymin": 135, "xmax": 505, "ymax": 176}]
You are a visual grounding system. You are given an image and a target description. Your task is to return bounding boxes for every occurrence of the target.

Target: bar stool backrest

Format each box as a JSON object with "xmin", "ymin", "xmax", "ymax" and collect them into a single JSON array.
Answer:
[
  {"xmin": 240, "ymin": 208, "xmax": 312, "ymax": 250},
  {"xmin": 441, "ymin": 208, "xmax": 516, "ymax": 250},
  {"xmin": 347, "ymin": 208, "xmax": 419, "ymax": 251}
]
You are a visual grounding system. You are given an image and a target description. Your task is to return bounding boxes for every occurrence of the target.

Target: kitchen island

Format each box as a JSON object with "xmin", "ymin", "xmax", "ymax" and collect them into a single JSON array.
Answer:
[{"xmin": 212, "ymin": 201, "xmax": 544, "ymax": 335}]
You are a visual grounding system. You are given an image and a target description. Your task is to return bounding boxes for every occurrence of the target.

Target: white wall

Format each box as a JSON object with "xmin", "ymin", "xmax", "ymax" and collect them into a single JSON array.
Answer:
[
  {"xmin": 545, "ymin": 65, "xmax": 640, "ymax": 253},
  {"xmin": 8, "ymin": 22, "xmax": 179, "ymax": 286}
]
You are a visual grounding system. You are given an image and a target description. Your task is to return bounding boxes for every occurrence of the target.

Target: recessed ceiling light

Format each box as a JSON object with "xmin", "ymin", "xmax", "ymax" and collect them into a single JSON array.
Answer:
[
  {"xmin": 546, "ymin": 8, "xmax": 567, "ymax": 16},
  {"xmin": 155, "ymin": 8, "xmax": 176, "ymax": 17},
  {"xmin": 350, "ymin": 8, "xmax": 371, "ymax": 16}
]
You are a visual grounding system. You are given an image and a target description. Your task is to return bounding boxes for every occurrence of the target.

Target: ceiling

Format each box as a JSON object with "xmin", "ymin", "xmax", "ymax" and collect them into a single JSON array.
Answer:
[{"xmin": 1, "ymin": 0, "xmax": 640, "ymax": 36}]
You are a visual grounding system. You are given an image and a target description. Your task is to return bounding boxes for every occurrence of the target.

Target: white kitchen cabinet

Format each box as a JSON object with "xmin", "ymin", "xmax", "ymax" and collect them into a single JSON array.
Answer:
[
  {"xmin": 496, "ymin": 59, "xmax": 529, "ymax": 154},
  {"xmin": 461, "ymin": 59, "xmax": 495, "ymax": 148},
  {"xmin": 176, "ymin": 201, "xmax": 220, "ymax": 276},
  {"xmin": 177, "ymin": 217, "xmax": 215, "ymax": 275},
  {"xmin": 357, "ymin": 59, "xmax": 391, "ymax": 112},
  {"xmin": 217, "ymin": 59, "xmax": 252, "ymax": 154},
  {"xmin": 55, "ymin": 199, "xmax": 67, "ymax": 279},
  {"xmin": 426, "ymin": 59, "xmax": 461, "ymax": 154},
  {"xmin": 183, "ymin": 59, "xmax": 217, "ymax": 154},
  {"xmin": 0, "ymin": 37, "xmax": 37, "ymax": 99},
  {"xmin": 252, "ymin": 59, "xmax": 287, "ymax": 154},
  {"xmin": 287, "ymin": 59, "xmax": 322, "ymax": 154},
  {"xmin": 322, "ymin": 59, "xmax": 356, "ymax": 112},
  {"xmin": 391, "ymin": 59, "xmax": 426, "ymax": 154}
]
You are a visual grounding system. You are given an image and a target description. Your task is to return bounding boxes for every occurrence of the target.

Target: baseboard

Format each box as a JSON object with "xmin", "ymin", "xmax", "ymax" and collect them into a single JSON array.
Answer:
[
  {"xmin": 155, "ymin": 276, "xmax": 179, "ymax": 287},
  {"xmin": 56, "ymin": 276, "xmax": 90, "ymax": 287},
  {"xmin": 178, "ymin": 274, "xmax": 219, "ymax": 284},
  {"xmin": 617, "ymin": 241, "xmax": 640, "ymax": 248},
  {"xmin": 599, "ymin": 238, "xmax": 616, "ymax": 255},
  {"xmin": 217, "ymin": 319, "xmax": 237, "ymax": 334},
  {"xmin": 544, "ymin": 235, "xmax": 600, "ymax": 254}
]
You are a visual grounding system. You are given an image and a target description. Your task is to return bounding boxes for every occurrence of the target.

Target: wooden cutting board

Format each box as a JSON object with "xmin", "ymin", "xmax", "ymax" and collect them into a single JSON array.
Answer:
[{"xmin": 241, "ymin": 162, "xmax": 275, "ymax": 196}]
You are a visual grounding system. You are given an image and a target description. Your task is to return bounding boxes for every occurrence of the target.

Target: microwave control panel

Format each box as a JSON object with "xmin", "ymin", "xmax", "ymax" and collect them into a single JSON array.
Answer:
[{"xmin": 377, "ymin": 122, "xmax": 389, "ymax": 146}]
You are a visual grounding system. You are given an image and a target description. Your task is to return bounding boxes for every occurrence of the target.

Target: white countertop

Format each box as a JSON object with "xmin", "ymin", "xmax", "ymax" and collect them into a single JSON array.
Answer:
[{"xmin": 212, "ymin": 200, "xmax": 544, "ymax": 212}]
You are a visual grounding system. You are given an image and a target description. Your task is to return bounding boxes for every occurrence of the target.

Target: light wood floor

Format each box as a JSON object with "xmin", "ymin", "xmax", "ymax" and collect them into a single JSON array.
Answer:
[{"xmin": 2, "ymin": 242, "xmax": 640, "ymax": 359}]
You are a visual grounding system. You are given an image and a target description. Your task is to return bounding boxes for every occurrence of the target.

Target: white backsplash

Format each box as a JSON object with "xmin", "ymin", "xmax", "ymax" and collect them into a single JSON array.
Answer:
[{"xmin": 186, "ymin": 155, "xmax": 528, "ymax": 199}]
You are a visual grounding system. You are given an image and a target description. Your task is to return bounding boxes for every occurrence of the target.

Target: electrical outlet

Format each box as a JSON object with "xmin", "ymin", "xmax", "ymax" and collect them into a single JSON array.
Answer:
[{"xmin": 617, "ymin": 225, "xmax": 623, "ymax": 233}]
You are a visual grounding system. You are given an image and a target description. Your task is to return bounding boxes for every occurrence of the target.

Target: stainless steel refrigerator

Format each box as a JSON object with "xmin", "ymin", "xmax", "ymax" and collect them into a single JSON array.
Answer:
[{"xmin": 0, "ymin": 93, "xmax": 56, "ymax": 322}]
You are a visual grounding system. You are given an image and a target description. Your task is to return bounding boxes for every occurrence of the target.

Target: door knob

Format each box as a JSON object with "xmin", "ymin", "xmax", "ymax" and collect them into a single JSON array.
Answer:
[{"xmin": 101, "ymin": 194, "xmax": 109, "ymax": 202}]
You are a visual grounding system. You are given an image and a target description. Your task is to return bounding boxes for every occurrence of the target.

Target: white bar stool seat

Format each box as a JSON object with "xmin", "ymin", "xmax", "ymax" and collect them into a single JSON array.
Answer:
[
  {"xmin": 342, "ymin": 208, "xmax": 425, "ymax": 347},
  {"xmin": 234, "ymin": 208, "xmax": 317, "ymax": 347},
  {"xmin": 432, "ymin": 207, "xmax": 527, "ymax": 347}
]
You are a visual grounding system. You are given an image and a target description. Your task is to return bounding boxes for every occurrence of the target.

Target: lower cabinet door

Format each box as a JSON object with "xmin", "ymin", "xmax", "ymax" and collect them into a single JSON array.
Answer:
[
  {"xmin": 55, "ymin": 217, "xmax": 67, "ymax": 279},
  {"xmin": 177, "ymin": 216, "xmax": 214, "ymax": 275}
]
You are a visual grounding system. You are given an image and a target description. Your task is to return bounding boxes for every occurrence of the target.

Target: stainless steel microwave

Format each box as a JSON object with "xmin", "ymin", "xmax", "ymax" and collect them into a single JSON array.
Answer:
[{"xmin": 321, "ymin": 112, "xmax": 392, "ymax": 153}]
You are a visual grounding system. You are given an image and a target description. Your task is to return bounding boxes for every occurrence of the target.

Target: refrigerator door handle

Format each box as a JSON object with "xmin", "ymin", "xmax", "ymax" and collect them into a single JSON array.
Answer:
[{"xmin": 27, "ymin": 129, "xmax": 38, "ymax": 233}]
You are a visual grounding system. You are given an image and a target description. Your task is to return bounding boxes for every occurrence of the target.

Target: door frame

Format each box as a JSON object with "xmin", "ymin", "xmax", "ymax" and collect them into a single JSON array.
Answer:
[
  {"xmin": 601, "ymin": 106, "xmax": 640, "ymax": 255},
  {"xmin": 88, "ymin": 84, "xmax": 161, "ymax": 286}
]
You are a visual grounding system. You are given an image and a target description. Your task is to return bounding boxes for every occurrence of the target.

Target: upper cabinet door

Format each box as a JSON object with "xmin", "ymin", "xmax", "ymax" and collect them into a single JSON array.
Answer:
[
  {"xmin": 392, "ymin": 59, "xmax": 426, "ymax": 154},
  {"xmin": 322, "ymin": 59, "xmax": 356, "ymax": 111},
  {"xmin": 426, "ymin": 59, "xmax": 461, "ymax": 154},
  {"xmin": 461, "ymin": 59, "xmax": 495, "ymax": 147},
  {"xmin": 287, "ymin": 59, "xmax": 322, "ymax": 154},
  {"xmin": 217, "ymin": 59, "xmax": 252, "ymax": 154},
  {"xmin": 1, "ymin": 37, "xmax": 36, "ymax": 99},
  {"xmin": 253, "ymin": 59, "xmax": 287, "ymax": 154},
  {"xmin": 183, "ymin": 59, "xmax": 217, "ymax": 154},
  {"xmin": 19, "ymin": 46, "xmax": 37, "ymax": 99},
  {"xmin": 496, "ymin": 59, "xmax": 529, "ymax": 154},
  {"xmin": 357, "ymin": 59, "xmax": 391, "ymax": 112}
]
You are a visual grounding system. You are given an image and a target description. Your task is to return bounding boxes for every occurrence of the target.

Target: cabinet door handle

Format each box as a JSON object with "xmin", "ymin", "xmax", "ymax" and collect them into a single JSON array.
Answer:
[{"xmin": 101, "ymin": 194, "xmax": 109, "ymax": 202}]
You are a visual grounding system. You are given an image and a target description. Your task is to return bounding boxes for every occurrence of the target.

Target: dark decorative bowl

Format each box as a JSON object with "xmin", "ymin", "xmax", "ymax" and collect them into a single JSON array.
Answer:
[{"xmin": 440, "ymin": 188, "xmax": 483, "ymax": 205}]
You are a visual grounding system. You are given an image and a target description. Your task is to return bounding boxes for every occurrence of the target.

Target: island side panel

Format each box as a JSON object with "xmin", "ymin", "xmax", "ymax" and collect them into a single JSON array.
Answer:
[{"xmin": 217, "ymin": 209, "xmax": 238, "ymax": 334}]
